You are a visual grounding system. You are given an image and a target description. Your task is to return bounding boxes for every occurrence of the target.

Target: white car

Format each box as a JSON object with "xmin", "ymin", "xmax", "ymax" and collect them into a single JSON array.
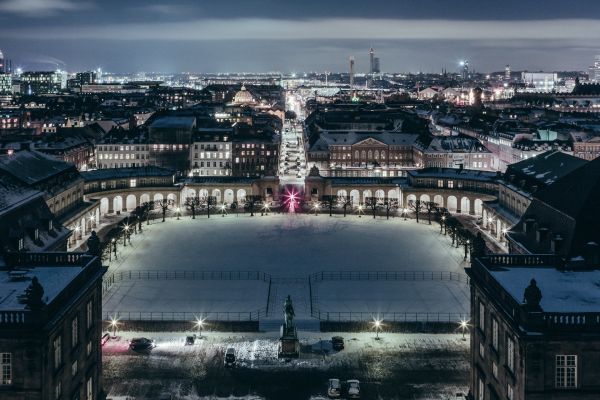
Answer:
[
  {"xmin": 327, "ymin": 378, "xmax": 341, "ymax": 398},
  {"xmin": 347, "ymin": 380, "xmax": 360, "ymax": 398}
]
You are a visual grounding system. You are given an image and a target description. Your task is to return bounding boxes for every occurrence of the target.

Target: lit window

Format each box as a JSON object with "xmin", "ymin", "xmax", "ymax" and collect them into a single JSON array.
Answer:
[
  {"xmin": 492, "ymin": 362, "xmax": 498, "ymax": 379},
  {"xmin": 479, "ymin": 301, "xmax": 485, "ymax": 332},
  {"xmin": 507, "ymin": 336, "xmax": 515, "ymax": 372},
  {"xmin": 86, "ymin": 300, "xmax": 93, "ymax": 329},
  {"xmin": 71, "ymin": 360, "xmax": 78, "ymax": 377},
  {"xmin": 129, "ymin": 179, "xmax": 136, "ymax": 188},
  {"xmin": 492, "ymin": 319, "xmax": 499, "ymax": 350},
  {"xmin": 71, "ymin": 317, "xmax": 78, "ymax": 348},
  {"xmin": 53, "ymin": 336, "xmax": 62, "ymax": 369},
  {"xmin": 1, "ymin": 353, "xmax": 12, "ymax": 385},
  {"xmin": 556, "ymin": 355, "xmax": 577, "ymax": 388}
]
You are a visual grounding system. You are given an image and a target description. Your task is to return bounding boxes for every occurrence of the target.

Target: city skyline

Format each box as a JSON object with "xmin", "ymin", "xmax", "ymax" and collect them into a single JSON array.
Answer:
[{"xmin": 1, "ymin": 0, "xmax": 600, "ymax": 73}]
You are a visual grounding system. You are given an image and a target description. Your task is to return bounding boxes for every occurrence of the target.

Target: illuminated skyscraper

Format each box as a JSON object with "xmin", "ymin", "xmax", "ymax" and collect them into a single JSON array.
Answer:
[
  {"xmin": 0, "ymin": 50, "xmax": 4, "ymax": 73},
  {"xmin": 589, "ymin": 55, "xmax": 600, "ymax": 82},
  {"xmin": 505, "ymin": 64, "xmax": 511, "ymax": 80},
  {"xmin": 369, "ymin": 47, "xmax": 375, "ymax": 74}
]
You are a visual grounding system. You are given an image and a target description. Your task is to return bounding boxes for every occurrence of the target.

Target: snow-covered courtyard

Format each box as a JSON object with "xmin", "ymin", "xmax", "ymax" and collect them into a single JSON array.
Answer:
[
  {"xmin": 103, "ymin": 330, "xmax": 470, "ymax": 400},
  {"xmin": 103, "ymin": 214, "xmax": 470, "ymax": 322}
]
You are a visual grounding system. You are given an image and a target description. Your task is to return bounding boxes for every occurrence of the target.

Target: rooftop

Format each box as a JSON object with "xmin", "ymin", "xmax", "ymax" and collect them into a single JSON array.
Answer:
[
  {"xmin": 0, "ymin": 266, "xmax": 83, "ymax": 311},
  {"xmin": 0, "ymin": 150, "xmax": 74, "ymax": 185},
  {"xmin": 490, "ymin": 266, "xmax": 600, "ymax": 313},
  {"xmin": 505, "ymin": 150, "xmax": 586, "ymax": 187},
  {"xmin": 150, "ymin": 116, "xmax": 196, "ymax": 130},
  {"xmin": 82, "ymin": 166, "xmax": 174, "ymax": 181}
]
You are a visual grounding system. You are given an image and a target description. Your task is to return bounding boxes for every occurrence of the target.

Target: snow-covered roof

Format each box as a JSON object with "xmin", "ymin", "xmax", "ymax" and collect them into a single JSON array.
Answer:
[
  {"xmin": 82, "ymin": 166, "xmax": 174, "ymax": 181},
  {"xmin": 490, "ymin": 267, "xmax": 600, "ymax": 313},
  {"xmin": 0, "ymin": 266, "xmax": 83, "ymax": 311},
  {"xmin": 0, "ymin": 150, "xmax": 74, "ymax": 185}
]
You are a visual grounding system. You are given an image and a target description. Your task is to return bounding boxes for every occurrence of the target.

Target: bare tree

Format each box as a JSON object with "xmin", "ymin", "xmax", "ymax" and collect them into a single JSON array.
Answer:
[
  {"xmin": 185, "ymin": 196, "xmax": 201, "ymax": 219},
  {"xmin": 337, "ymin": 195, "xmax": 352, "ymax": 217},
  {"xmin": 199, "ymin": 196, "xmax": 216, "ymax": 218},
  {"xmin": 424, "ymin": 201, "xmax": 438, "ymax": 225},
  {"xmin": 156, "ymin": 199, "xmax": 172, "ymax": 222},
  {"xmin": 365, "ymin": 197, "xmax": 378, "ymax": 219},
  {"xmin": 384, "ymin": 199, "xmax": 398, "ymax": 220},
  {"xmin": 322, "ymin": 195, "xmax": 336, "ymax": 216},
  {"xmin": 408, "ymin": 199, "xmax": 424, "ymax": 223}
]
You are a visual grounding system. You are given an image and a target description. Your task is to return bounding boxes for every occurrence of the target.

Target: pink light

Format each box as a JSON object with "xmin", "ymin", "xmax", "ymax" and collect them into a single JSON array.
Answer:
[{"xmin": 283, "ymin": 188, "xmax": 299, "ymax": 213}]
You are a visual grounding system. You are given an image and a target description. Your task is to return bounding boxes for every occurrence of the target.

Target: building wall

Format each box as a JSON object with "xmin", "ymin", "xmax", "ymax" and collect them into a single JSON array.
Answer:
[
  {"xmin": 190, "ymin": 141, "xmax": 232, "ymax": 176},
  {"xmin": 96, "ymin": 144, "xmax": 149, "ymax": 169}
]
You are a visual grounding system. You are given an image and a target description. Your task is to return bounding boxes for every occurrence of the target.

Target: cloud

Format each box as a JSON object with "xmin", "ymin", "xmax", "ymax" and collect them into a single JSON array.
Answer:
[
  {"xmin": 4, "ymin": 17, "xmax": 600, "ymax": 41},
  {"xmin": 0, "ymin": 0, "xmax": 88, "ymax": 15}
]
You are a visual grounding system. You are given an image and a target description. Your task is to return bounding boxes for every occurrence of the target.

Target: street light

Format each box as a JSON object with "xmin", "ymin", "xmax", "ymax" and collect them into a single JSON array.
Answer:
[
  {"xmin": 176, "ymin": 207, "xmax": 181, "ymax": 220},
  {"xmin": 110, "ymin": 318, "xmax": 119, "ymax": 338},
  {"xmin": 194, "ymin": 318, "xmax": 205, "ymax": 338},
  {"xmin": 403, "ymin": 208, "xmax": 408, "ymax": 221},
  {"xmin": 89, "ymin": 214, "xmax": 95, "ymax": 228},
  {"xmin": 313, "ymin": 202, "xmax": 320, "ymax": 216},
  {"xmin": 262, "ymin": 202, "xmax": 270, "ymax": 216},
  {"xmin": 111, "ymin": 238, "xmax": 117, "ymax": 260},
  {"xmin": 459, "ymin": 319, "xmax": 469, "ymax": 341},
  {"xmin": 220, "ymin": 203, "xmax": 227, "ymax": 217},
  {"xmin": 440, "ymin": 215, "xmax": 446, "ymax": 234},
  {"xmin": 123, "ymin": 224, "xmax": 130, "ymax": 246},
  {"xmin": 372, "ymin": 318, "xmax": 383, "ymax": 340},
  {"xmin": 357, "ymin": 204, "xmax": 363, "ymax": 218}
]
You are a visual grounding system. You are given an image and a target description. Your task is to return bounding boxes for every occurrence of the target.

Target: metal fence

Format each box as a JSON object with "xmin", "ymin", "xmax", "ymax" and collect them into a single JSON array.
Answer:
[
  {"xmin": 104, "ymin": 309, "xmax": 267, "ymax": 322},
  {"xmin": 102, "ymin": 269, "xmax": 271, "ymax": 295},
  {"xmin": 310, "ymin": 270, "xmax": 469, "ymax": 284},
  {"xmin": 311, "ymin": 310, "xmax": 469, "ymax": 323}
]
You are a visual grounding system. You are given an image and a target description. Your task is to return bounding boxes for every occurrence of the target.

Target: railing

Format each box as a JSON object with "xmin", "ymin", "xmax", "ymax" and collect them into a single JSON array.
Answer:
[
  {"xmin": 311, "ymin": 270, "xmax": 469, "ymax": 284},
  {"xmin": 542, "ymin": 313, "xmax": 600, "ymax": 327},
  {"xmin": 104, "ymin": 309, "xmax": 267, "ymax": 322},
  {"xmin": 103, "ymin": 270, "xmax": 271, "ymax": 284},
  {"xmin": 312, "ymin": 310, "xmax": 469, "ymax": 323},
  {"xmin": 0, "ymin": 311, "xmax": 29, "ymax": 325},
  {"xmin": 481, "ymin": 254, "xmax": 561, "ymax": 267},
  {"xmin": 4, "ymin": 252, "xmax": 92, "ymax": 267}
]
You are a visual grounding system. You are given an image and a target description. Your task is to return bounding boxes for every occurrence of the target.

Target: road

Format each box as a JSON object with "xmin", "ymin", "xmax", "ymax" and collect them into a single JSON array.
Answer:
[
  {"xmin": 279, "ymin": 120, "xmax": 307, "ymax": 186},
  {"xmin": 103, "ymin": 331, "xmax": 469, "ymax": 400}
]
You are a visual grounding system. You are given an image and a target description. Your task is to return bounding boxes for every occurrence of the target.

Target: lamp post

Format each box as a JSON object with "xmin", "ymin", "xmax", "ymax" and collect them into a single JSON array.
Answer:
[
  {"xmin": 357, "ymin": 204, "xmax": 363, "ymax": 218},
  {"xmin": 123, "ymin": 225, "xmax": 130, "ymax": 246},
  {"xmin": 459, "ymin": 320, "xmax": 469, "ymax": 341},
  {"xmin": 464, "ymin": 239, "xmax": 470, "ymax": 260},
  {"xmin": 440, "ymin": 215, "xmax": 446, "ymax": 234},
  {"xmin": 220, "ymin": 203, "xmax": 227, "ymax": 217},
  {"xmin": 111, "ymin": 238, "xmax": 117, "ymax": 260},
  {"xmin": 373, "ymin": 319, "xmax": 383, "ymax": 340},
  {"xmin": 313, "ymin": 202, "xmax": 320, "ymax": 216},
  {"xmin": 262, "ymin": 202, "xmax": 270, "ymax": 216},
  {"xmin": 176, "ymin": 207, "xmax": 181, "ymax": 220},
  {"xmin": 110, "ymin": 318, "xmax": 119, "ymax": 338},
  {"xmin": 403, "ymin": 208, "xmax": 408, "ymax": 221},
  {"xmin": 195, "ymin": 318, "xmax": 205, "ymax": 338}
]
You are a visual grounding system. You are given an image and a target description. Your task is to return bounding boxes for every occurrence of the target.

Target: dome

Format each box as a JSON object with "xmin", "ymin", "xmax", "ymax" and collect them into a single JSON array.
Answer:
[{"xmin": 233, "ymin": 84, "xmax": 255, "ymax": 104}]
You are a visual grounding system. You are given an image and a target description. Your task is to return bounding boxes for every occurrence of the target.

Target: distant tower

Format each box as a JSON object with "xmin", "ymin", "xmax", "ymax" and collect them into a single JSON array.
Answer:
[
  {"xmin": 590, "ymin": 55, "xmax": 600, "ymax": 83},
  {"xmin": 505, "ymin": 64, "xmax": 511, "ymax": 80},
  {"xmin": 0, "ymin": 50, "xmax": 4, "ymax": 74},
  {"xmin": 369, "ymin": 47, "xmax": 375, "ymax": 74},
  {"xmin": 349, "ymin": 56, "xmax": 355, "ymax": 90},
  {"xmin": 461, "ymin": 60, "xmax": 469, "ymax": 80}
]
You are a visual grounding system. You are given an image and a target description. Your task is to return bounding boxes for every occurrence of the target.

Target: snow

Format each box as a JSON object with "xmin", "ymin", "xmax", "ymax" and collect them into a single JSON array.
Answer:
[
  {"xmin": 0, "ymin": 266, "xmax": 82, "ymax": 310},
  {"xmin": 490, "ymin": 267, "xmax": 600, "ymax": 312},
  {"xmin": 104, "ymin": 214, "xmax": 468, "ymax": 329},
  {"xmin": 103, "ymin": 331, "xmax": 470, "ymax": 400},
  {"xmin": 104, "ymin": 214, "xmax": 470, "ymax": 322},
  {"xmin": 314, "ymin": 280, "xmax": 469, "ymax": 320}
]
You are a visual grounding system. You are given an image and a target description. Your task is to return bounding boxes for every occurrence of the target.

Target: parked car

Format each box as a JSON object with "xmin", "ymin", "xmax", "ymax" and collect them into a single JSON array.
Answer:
[
  {"xmin": 224, "ymin": 347, "xmax": 236, "ymax": 367},
  {"xmin": 327, "ymin": 378, "xmax": 341, "ymax": 398},
  {"xmin": 331, "ymin": 336, "xmax": 344, "ymax": 350},
  {"xmin": 129, "ymin": 337, "xmax": 155, "ymax": 350},
  {"xmin": 346, "ymin": 379, "xmax": 360, "ymax": 398},
  {"xmin": 185, "ymin": 336, "xmax": 195, "ymax": 345}
]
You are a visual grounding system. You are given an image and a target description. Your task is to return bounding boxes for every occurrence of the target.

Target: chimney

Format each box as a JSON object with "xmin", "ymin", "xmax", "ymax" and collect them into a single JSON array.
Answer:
[
  {"xmin": 583, "ymin": 242, "xmax": 600, "ymax": 268},
  {"xmin": 523, "ymin": 218, "xmax": 536, "ymax": 234}
]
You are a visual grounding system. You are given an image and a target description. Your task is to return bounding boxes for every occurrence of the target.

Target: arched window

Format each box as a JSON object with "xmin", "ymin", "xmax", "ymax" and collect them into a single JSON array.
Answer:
[
  {"xmin": 381, "ymin": 151, "xmax": 386, "ymax": 159},
  {"xmin": 368, "ymin": 150, "xmax": 373, "ymax": 159},
  {"xmin": 374, "ymin": 150, "xmax": 379, "ymax": 159},
  {"xmin": 361, "ymin": 150, "xmax": 366, "ymax": 159},
  {"xmin": 354, "ymin": 150, "xmax": 359, "ymax": 159}
]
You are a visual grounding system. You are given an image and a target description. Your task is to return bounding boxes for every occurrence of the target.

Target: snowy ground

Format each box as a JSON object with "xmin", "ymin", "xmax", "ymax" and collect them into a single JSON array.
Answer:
[
  {"xmin": 103, "ymin": 330, "xmax": 470, "ymax": 400},
  {"xmin": 103, "ymin": 214, "xmax": 470, "ymax": 323}
]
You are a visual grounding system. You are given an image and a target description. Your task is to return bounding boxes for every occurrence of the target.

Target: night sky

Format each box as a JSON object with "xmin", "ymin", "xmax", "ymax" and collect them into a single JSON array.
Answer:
[{"xmin": 1, "ymin": 0, "xmax": 599, "ymax": 73}]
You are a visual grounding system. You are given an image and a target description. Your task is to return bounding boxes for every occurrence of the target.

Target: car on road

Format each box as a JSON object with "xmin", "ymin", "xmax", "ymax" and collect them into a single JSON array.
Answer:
[
  {"xmin": 331, "ymin": 336, "xmax": 344, "ymax": 350},
  {"xmin": 327, "ymin": 378, "xmax": 341, "ymax": 398},
  {"xmin": 346, "ymin": 379, "xmax": 360, "ymax": 398},
  {"xmin": 224, "ymin": 347, "xmax": 236, "ymax": 367},
  {"xmin": 129, "ymin": 337, "xmax": 155, "ymax": 351},
  {"xmin": 185, "ymin": 336, "xmax": 195, "ymax": 345}
]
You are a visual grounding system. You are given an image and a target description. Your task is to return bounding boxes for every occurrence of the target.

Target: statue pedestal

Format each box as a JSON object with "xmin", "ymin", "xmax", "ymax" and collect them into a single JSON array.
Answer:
[{"xmin": 278, "ymin": 325, "xmax": 299, "ymax": 358}]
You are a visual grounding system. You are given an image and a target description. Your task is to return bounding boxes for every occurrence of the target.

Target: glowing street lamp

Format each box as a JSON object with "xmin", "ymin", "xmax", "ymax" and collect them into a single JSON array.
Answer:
[
  {"xmin": 123, "ymin": 224, "xmax": 130, "ymax": 246},
  {"xmin": 440, "ymin": 215, "xmax": 446, "ymax": 234},
  {"xmin": 372, "ymin": 318, "xmax": 383, "ymax": 340},
  {"xmin": 176, "ymin": 207, "xmax": 181, "ymax": 220},
  {"xmin": 313, "ymin": 202, "xmax": 320, "ymax": 216},
  {"xmin": 89, "ymin": 214, "xmax": 95, "ymax": 228},
  {"xmin": 194, "ymin": 318, "xmax": 206, "ymax": 338},
  {"xmin": 403, "ymin": 208, "xmax": 408, "ymax": 221},
  {"xmin": 220, "ymin": 203, "xmax": 227, "ymax": 217},
  {"xmin": 109, "ymin": 318, "xmax": 119, "ymax": 338},
  {"xmin": 459, "ymin": 319, "xmax": 469, "ymax": 341},
  {"xmin": 357, "ymin": 204, "xmax": 363, "ymax": 218}
]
